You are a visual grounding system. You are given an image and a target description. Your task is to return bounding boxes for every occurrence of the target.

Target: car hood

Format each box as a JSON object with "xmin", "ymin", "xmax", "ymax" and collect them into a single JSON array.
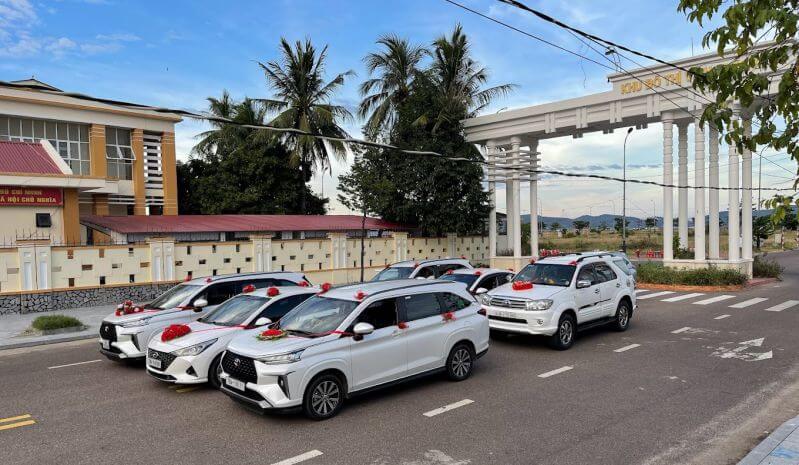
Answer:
[
  {"xmin": 148, "ymin": 321, "xmax": 240, "ymax": 351},
  {"xmin": 489, "ymin": 284, "xmax": 567, "ymax": 300},
  {"xmin": 226, "ymin": 329, "xmax": 334, "ymax": 357},
  {"xmin": 102, "ymin": 306, "xmax": 190, "ymax": 325}
]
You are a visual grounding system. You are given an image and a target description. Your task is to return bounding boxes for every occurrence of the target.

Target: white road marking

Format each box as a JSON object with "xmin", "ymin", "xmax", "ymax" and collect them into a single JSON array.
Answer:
[
  {"xmin": 711, "ymin": 338, "xmax": 772, "ymax": 362},
  {"xmin": 634, "ymin": 289, "xmax": 650, "ymax": 294},
  {"xmin": 729, "ymin": 297, "xmax": 769, "ymax": 309},
  {"xmin": 764, "ymin": 300, "xmax": 799, "ymax": 312},
  {"xmin": 270, "ymin": 450, "xmax": 323, "ymax": 465},
  {"xmin": 538, "ymin": 366, "xmax": 573, "ymax": 378},
  {"xmin": 692, "ymin": 295, "xmax": 736, "ymax": 305},
  {"xmin": 614, "ymin": 343, "xmax": 641, "ymax": 353},
  {"xmin": 714, "ymin": 314, "xmax": 731, "ymax": 320},
  {"xmin": 47, "ymin": 359, "xmax": 102, "ymax": 370},
  {"xmin": 636, "ymin": 291, "xmax": 675, "ymax": 300},
  {"xmin": 423, "ymin": 399, "xmax": 475, "ymax": 417},
  {"xmin": 661, "ymin": 293, "xmax": 704, "ymax": 302},
  {"xmin": 671, "ymin": 326, "xmax": 691, "ymax": 334}
]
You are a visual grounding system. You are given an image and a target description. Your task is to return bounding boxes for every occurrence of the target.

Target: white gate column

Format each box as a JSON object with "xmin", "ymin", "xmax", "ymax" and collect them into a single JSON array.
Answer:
[
  {"xmin": 529, "ymin": 140, "xmax": 540, "ymax": 258},
  {"xmin": 694, "ymin": 118, "xmax": 706, "ymax": 260},
  {"xmin": 663, "ymin": 117, "xmax": 675, "ymax": 260},
  {"xmin": 741, "ymin": 118, "xmax": 753, "ymax": 260},
  {"xmin": 708, "ymin": 125, "xmax": 721, "ymax": 259},
  {"xmin": 677, "ymin": 121, "xmax": 689, "ymax": 249},
  {"xmin": 504, "ymin": 146, "xmax": 513, "ymax": 256},
  {"xmin": 510, "ymin": 136, "xmax": 522, "ymax": 257},
  {"xmin": 728, "ymin": 117, "xmax": 741, "ymax": 262},
  {"xmin": 486, "ymin": 141, "xmax": 497, "ymax": 258}
]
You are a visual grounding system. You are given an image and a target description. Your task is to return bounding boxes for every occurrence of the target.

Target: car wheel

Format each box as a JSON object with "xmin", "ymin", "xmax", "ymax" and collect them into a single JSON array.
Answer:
[
  {"xmin": 613, "ymin": 300, "xmax": 632, "ymax": 332},
  {"xmin": 208, "ymin": 354, "xmax": 223, "ymax": 389},
  {"xmin": 549, "ymin": 314, "xmax": 576, "ymax": 350},
  {"xmin": 303, "ymin": 374, "xmax": 344, "ymax": 421},
  {"xmin": 446, "ymin": 343, "xmax": 475, "ymax": 381}
]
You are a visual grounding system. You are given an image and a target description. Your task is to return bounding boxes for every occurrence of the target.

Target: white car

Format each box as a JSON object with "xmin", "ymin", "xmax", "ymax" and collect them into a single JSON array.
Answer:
[
  {"xmin": 371, "ymin": 258, "xmax": 473, "ymax": 281},
  {"xmin": 479, "ymin": 252, "xmax": 636, "ymax": 350},
  {"xmin": 99, "ymin": 272, "xmax": 310, "ymax": 361},
  {"xmin": 146, "ymin": 286, "xmax": 318, "ymax": 387},
  {"xmin": 438, "ymin": 268, "xmax": 514, "ymax": 294},
  {"xmin": 219, "ymin": 279, "xmax": 489, "ymax": 420}
]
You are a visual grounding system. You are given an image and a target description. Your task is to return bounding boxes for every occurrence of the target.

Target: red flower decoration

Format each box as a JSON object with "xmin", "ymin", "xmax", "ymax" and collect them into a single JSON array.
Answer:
[
  {"xmin": 116, "ymin": 300, "xmax": 140, "ymax": 316},
  {"xmin": 267, "ymin": 286, "xmax": 280, "ymax": 297},
  {"xmin": 512, "ymin": 281, "xmax": 533, "ymax": 291},
  {"xmin": 460, "ymin": 255, "xmax": 467, "ymax": 259},
  {"xmin": 298, "ymin": 281, "xmax": 310, "ymax": 287},
  {"xmin": 256, "ymin": 328, "xmax": 287, "ymax": 341},
  {"xmin": 205, "ymin": 277, "xmax": 212, "ymax": 283},
  {"xmin": 446, "ymin": 269, "xmax": 454, "ymax": 275},
  {"xmin": 568, "ymin": 260, "xmax": 578, "ymax": 266},
  {"xmin": 442, "ymin": 311, "xmax": 455, "ymax": 321},
  {"xmin": 507, "ymin": 268, "xmax": 514, "ymax": 272},
  {"xmin": 413, "ymin": 262, "xmax": 419, "ymax": 268},
  {"xmin": 161, "ymin": 324, "xmax": 191, "ymax": 342},
  {"xmin": 242, "ymin": 284, "xmax": 256, "ymax": 293},
  {"xmin": 398, "ymin": 321, "xmax": 408, "ymax": 330},
  {"xmin": 354, "ymin": 290, "xmax": 367, "ymax": 301},
  {"xmin": 529, "ymin": 258, "xmax": 536, "ymax": 264},
  {"xmin": 184, "ymin": 275, "xmax": 192, "ymax": 282},
  {"xmin": 319, "ymin": 282, "xmax": 332, "ymax": 294},
  {"xmin": 474, "ymin": 270, "xmax": 482, "ymax": 276}
]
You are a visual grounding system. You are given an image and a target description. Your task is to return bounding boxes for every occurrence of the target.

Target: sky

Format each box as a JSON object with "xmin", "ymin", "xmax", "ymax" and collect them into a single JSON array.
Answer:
[{"xmin": 0, "ymin": 0, "xmax": 794, "ymax": 218}]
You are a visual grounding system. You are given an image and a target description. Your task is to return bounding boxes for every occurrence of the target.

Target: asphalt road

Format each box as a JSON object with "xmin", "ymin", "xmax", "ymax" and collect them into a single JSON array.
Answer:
[{"xmin": 2, "ymin": 251, "xmax": 798, "ymax": 465}]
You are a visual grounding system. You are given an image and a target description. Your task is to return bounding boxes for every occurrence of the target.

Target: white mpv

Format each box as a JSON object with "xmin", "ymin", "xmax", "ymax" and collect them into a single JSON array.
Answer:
[
  {"xmin": 219, "ymin": 279, "xmax": 489, "ymax": 420},
  {"xmin": 98, "ymin": 272, "xmax": 309, "ymax": 361},
  {"xmin": 480, "ymin": 253, "xmax": 636, "ymax": 350},
  {"xmin": 146, "ymin": 286, "xmax": 317, "ymax": 387},
  {"xmin": 371, "ymin": 258, "xmax": 473, "ymax": 281}
]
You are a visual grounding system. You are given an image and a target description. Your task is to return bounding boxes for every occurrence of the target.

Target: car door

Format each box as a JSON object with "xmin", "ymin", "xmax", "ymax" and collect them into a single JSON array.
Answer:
[
  {"xmin": 414, "ymin": 266, "xmax": 436, "ymax": 280},
  {"xmin": 399, "ymin": 292, "xmax": 451, "ymax": 375},
  {"xmin": 594, "ymin": 262, "xmax": 620, "ymax": 317},
  {"xmin": 574, "ymin": 264, "xmax": 601, "ymax": 323},
  {"xmin": 348, "ymin": 298, "xmax": 407, "ymax": 391}
]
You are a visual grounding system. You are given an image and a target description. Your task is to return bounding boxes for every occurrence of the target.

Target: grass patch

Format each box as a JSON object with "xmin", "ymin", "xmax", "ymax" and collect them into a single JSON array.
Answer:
[
  {"xmin": 636, "ymin": 262, "xmax": 748, "ymax": 286},
  {"xmin": 753, "ymin": 254, "xmax": 783, "ymax": 279},
  {"xmin": 31, "ymin": 315, "xmax": 84, "ymax": 331}
]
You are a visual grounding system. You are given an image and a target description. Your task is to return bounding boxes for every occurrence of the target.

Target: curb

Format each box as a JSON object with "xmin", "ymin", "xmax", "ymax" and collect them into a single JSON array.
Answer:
[
  {"xmin": 738, "ymin": 415, "xmax": 799, "ymax": 465},
  {"xmin": 0, "ymin": 333, "xmax": 97, "ymax": 351}
]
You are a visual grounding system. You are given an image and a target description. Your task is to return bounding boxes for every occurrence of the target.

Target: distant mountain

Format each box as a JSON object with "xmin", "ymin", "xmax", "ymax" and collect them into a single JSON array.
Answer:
[{"xmin": 520, "ymin": 208, "xmax": 784, "ymax": 230}]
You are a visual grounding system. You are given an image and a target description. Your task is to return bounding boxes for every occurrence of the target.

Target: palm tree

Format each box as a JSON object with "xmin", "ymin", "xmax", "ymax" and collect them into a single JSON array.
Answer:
[
  {"xmin": 358, "ymin": 34, "xmax": 426, "ymax": 140},
  {"xmin": 425, "ymin": 24, "xmax": 515, "ymax": 131},
  {"xmin": 194, "ymin": 92, "xmax": 267, "ymax": 161},
  {"xmin": 258, "ymin": 38, "xmax": 354, "ymax": 213}
]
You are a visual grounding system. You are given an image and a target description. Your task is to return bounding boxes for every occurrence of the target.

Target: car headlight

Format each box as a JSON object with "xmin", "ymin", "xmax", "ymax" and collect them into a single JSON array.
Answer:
[
  {"xmin": 525, "ymin": 299, "xmax": 553, "ymax": 311},
  {"xmin": 172, "ymin": 338, "xmax": 218, "ymax": 357},
  {"xmin": 257, "ymin": 350, "xmax": 304, "ymax": 365},
  {"xmin": 478, "ymin": 293, "xmax": 491, "ymax": 305},
  {"xmin": 120, "ymin": 317, "xmax": 151, "ymax": 328}
]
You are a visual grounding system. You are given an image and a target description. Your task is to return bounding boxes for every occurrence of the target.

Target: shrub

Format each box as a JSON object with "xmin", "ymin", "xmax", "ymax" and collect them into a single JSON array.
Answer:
[
  {"xmin": 636, "ymin": 262, "xmax": 747, "ymax": 286},
  {"xmin": 31, "ymin": 315, "xmax": 84, "ymax": 331},
  {"xmin": 753, "ymin": 254, "xmax": 783, "ymax": 279}
]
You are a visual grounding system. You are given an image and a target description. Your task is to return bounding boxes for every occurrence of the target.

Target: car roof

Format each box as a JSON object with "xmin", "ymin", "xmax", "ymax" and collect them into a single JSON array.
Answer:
[
  {"xmin": 320, "ymin": 279, "xmax": 462, "ymax": 301},
  {"xmin": 182, "ymin": 271, "xmax": 306, "ymax": 286},
  {"xmin": 535, "ymin": 252, "xmax": 615, "ymax": 266},
  {"xmin": 237, "ymin": 285, "xmax": 319, "ymax": 298},
  {"xmin": 448, "ymin": 267, "xmax": 511, "ymax": 275},
  {"xmin": 389, "ymin": 258, "xmax": 472, "ymax": 268}
]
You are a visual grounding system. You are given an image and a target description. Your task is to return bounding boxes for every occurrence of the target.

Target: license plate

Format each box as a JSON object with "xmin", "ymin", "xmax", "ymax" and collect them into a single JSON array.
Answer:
[
  {"xmin": 147, "ymin": 358, "xmax": 162, "ymax": 369},
  {"xmin": 100, "ymin": 340, "xmax": 110, "ymax": 350},
  {"xmin": 226, "ymin": 377, "xmax": 245, "ymax": 391},
  {"xmin": 493, "ymin": 310, "xmax": 515, "ymax": 319}
]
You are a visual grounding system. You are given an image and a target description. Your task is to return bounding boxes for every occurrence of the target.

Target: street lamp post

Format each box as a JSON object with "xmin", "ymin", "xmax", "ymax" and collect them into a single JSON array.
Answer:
[{"xmin": 622, "ymin": 127, "xmax": 634, "ymax": 253}]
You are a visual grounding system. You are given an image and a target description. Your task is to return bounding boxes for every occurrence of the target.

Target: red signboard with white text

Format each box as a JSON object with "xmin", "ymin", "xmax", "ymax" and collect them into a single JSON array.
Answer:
[{"xmin": 0, "ymin": 186, "xmax": 63, "ymax": 206}]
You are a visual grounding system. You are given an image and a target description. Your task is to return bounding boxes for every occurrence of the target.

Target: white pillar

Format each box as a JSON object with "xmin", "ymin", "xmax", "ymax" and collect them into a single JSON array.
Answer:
[
  {"xmin": 728, "ymin": 119, "xmax": 740, "ymax": 261},
  {"xmin": 663, "ymin": 118, "xmax": 675, "ymax": 260},
  {"xmin": 741, "ymin": 118, "xmax": 753, "ymax": 260},
  {"xmin": 708, "ymin": 125, "xmax": 720, "ymax": 259},
  {"xmin": 510, "ymin": 136, "xmax": 522, "ymax": 257},
  {"xmin": 677, "ymin": 121, "xmax": 689, "ymax": 249},
  {"xmin": 694, "ymin": 118, "xmax": 706, "ymax": 260},
  {"xmin": 529, "ymin": 140, "xmax": 539, "ymax": 258},
  {"xmin": 504, "ymin": 147, "xmax": 513, "ymax": 255},
  {"xmin": 486, "ymin": 142, "xmax": 497, "ymax": 258}
]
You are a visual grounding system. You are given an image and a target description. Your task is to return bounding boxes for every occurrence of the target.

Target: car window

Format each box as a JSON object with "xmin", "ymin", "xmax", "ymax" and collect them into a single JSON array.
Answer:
[
  {"xmin": 197, "ymin": 282, "xmax": 239, "ymax": 305},
  {"xmin": 514, "ymin": 263, "xmax": 575, "ymax": 287},
  {"xmin": 612, "ymin": 259, "xmax": 633, "ymax": 276},
  {"xmin": 278, "ymin": 296, "xmax": 359, "ymax": 335},
  {"xmin": 401, "ymin": 293, "xmax": 442, "ymax": 321},
  {"xmin": 576, "ymin": 265, "xmax": 597, "ymax": 285},
  {"xmin": 595, "ymin": 263, "xmax": 618, "ymax": 282},
  {"xmin": 372, "ymin": 267, "xmax": 413, "ymax": 281},
  {"xmin": 145, "ymin": 283, "xmax": 202, "ymax": 310},
  {"xmin": 257, "ymin": 294, "xmax": 313, "ymax": 321},
  {"xmin": 438, "ymin": 293, "xmax": 471, "ymax": 312},
  {"xmin": 415, "ymin": 266, "xmax": 436, "ymax": 279},
  {"xmin": 439, "ymin": 273, "xmax": 479, "ymax": 288},
  {"xmin": 355, "ymin": 298, "xmax": 398, "ymax": 330},
  {"xmin": 436, "ymin": 263, "xmax": 465, "ymax": 276},
  {"xmin": 199, "ymin": 295, "xmax": 268, "ymax": 326}
]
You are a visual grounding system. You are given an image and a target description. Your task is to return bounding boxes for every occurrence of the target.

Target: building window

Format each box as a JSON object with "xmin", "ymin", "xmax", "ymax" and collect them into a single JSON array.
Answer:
[
  {"xmin": 0, "ymin": 115, "xmax": 90, "ymax": 174},
  {"xmin": 105, "ymin": 127, "xmax": 134, "ymax": 180}
]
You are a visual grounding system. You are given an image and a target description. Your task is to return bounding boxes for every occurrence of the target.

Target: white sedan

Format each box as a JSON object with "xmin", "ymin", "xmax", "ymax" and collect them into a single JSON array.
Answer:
[{"xmin": 146, "ymin": 286, "xmax": 317, "ymax": 387}]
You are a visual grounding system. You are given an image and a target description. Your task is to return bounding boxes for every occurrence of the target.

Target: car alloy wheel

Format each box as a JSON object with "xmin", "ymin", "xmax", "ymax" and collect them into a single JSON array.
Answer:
[
  {"xmin": 559, "ymin": 319, "xmax": 573, "ymax": 345},
  {"xmin": 311, "ymin": 380, "xmax": 340, "ymax": 417},
  {"xmin": 618, "ymin": 306, "xmax": 629, "ymax": 327},
  {"xmin": 451, "ymin": 347, "xmax": 472, "ymax": 379}
]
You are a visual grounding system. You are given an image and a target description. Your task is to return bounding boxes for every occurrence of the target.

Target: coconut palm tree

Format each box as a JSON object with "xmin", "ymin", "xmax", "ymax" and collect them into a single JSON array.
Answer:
[
  {"xmin": 194, "ymin": 92, "xmax": 268, "ymax": 161},
  {"xmin": 358, "ymin": 34, "xmax": 427, "ymax": 140},
  {"xmin": 257, "ymin": 38, "xmax": 354, "ymax": 213}
]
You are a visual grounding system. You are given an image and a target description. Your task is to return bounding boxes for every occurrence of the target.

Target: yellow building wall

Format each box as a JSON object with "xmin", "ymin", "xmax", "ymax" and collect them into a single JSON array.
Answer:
[{"xmin": 160, "ymin": 131, "xmax": 178, "ymax": 215}]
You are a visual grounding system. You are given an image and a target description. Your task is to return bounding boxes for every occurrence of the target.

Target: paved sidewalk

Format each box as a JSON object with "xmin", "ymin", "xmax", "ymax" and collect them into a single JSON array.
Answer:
[
  {"xmin": 0, "ymin": 304, "xmax": 114, "ymax": 350},
  {"xmin": 739, "ymin": 416, "xmax": 799, "ymax": 465}
]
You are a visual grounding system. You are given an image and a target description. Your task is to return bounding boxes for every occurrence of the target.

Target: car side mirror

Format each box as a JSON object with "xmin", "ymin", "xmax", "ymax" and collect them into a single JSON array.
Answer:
[
  {"xmin": 576, "ymin": 280, "xmax": 592, "ymax": 289},
  {"xmin": 254, "ymin": 317, "xmax": 272, "ymax": 327},
  {"xmin": 193, "ymin": 298, "xmax": 208, "ymax": 311},
  {"xmin": 475, "ymin": 287, "xmax": 488, "ymax": 295},
  {"xmin": 352, "ymin": 322, "xmax": 374, "ymax": 341}
]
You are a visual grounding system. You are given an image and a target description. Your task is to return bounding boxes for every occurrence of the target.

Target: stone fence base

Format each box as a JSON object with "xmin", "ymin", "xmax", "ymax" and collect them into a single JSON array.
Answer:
[{"xmin": 0, "ymin": 282, "xmax": 178, "ymax": 315}]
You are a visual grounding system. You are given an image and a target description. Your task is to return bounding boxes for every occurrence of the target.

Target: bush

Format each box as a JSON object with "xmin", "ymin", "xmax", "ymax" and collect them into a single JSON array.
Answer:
[
  {"xmin": 31, "ymin": 315, "xmax": 84, "ymax": 331},
  {"xmin": 753, "ymin": 254, "xmax": 783, "ymax": 279},
  {"xmin": 636, "ymin": 262, "xmax": 748, "ymax": 286}
]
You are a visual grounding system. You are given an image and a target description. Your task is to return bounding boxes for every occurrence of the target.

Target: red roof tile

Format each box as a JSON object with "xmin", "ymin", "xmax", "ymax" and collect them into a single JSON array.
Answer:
[
  {"xmin": 81, "ymin": 214, "xmax": 413, "ymax": 234},
  {"xmin": 0, "ymin": 140, "xmax": 63, "ymax": 175}
]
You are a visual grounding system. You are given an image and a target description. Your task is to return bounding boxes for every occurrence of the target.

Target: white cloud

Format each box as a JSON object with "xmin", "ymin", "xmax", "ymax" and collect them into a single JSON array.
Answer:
[
  {"xmin": 45, "ymin": 37, "xmax": 76, "ymax": 55},
  {"xmin": 0, "ymin": 0, "xmax": 37, "ymax": 29},
  {"xmin": 79, "ymin": 42, "xmax": 122, "ymax": 54},
  {"xmin": 96, "ymin": 32, "xmax": 140, "ymax": 42}
]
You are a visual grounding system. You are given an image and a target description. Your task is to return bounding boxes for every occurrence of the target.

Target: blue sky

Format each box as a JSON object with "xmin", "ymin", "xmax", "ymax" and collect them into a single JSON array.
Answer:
[{"xmin": 1, "ymin": 0, "xmax": 794, "ymax": 217}]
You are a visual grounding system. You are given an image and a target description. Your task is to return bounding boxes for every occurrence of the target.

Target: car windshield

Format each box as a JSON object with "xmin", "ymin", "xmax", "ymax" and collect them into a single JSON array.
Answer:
[
  {"xmin": 145, "ymin": 283, "xmax": 202, "ymax": 310},
  {"xmin": 277, "ymin": 296, "xmax": 359, "ymax": 336},
  {"xmin": 439, "ymin": 274, "xmax": 478, "ymax": 287},
  {"xmin": 514, "ymin": 263, "xmax": 575, "ymax": 287},
  {"xmin": 372, "ymin": 267, "xmax": 413, "ymax": 281},
  {"xmin": 198, "ymin": 295, "xmax": 268, "ymax": 326}
]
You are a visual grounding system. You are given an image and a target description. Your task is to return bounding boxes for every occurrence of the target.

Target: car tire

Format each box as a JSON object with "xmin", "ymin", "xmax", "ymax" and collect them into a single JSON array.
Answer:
[
  {"xmin": 303, "ymin": 374, "xmax": 345, "ymax": 421},
  {"xmin": 208, "ymin": 354, "xmax": 223, "ymax": 389},
  {"xmin": 612, "ymin": 300, "xmax": 632, "ymax": 332},
  {"xmin": 549, "ymin": 313, "xmax": 576, "ymax": 350},
  {"xmin": 446, "ymin": 342, "xmax": 475, "ymax": 381}
]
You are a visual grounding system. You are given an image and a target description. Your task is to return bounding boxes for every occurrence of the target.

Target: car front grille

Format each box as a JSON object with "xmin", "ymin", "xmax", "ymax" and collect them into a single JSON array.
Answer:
[
  {"xmin": 222, "ymin": 351, "xmax": 258, "ymax": 384},
  {"xmin": 487, "ymin": 296, "xmax": 528, "ymax": 309},
  {"xmin": 489, "ymin": 315, "xmax": 528, "ymax": 324},
  {"xmin": 147, "ymin": 349, "xmax": 177, "ymax": 370},
  {"xmin": 99, "ymin": 322, "xmax": 117, "ymax": 342}
]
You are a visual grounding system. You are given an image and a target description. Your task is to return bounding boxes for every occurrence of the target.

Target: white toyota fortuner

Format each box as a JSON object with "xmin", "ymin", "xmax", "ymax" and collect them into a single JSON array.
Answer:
[{"xmin": 479, "ymin": 253, "xmax": 636, "ymax": 350}]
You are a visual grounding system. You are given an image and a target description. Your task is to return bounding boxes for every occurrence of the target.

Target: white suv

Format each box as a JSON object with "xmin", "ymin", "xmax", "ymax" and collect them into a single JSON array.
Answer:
[
  {"xmin": 219, "ymin": 279, "xmax": 489, "ymax": 420},
  {"xmin": 99, "ymin": 272, "xmax": 310, "ymax": 361},
  {"xmin": 371, "ymin": 258, "xmax": 473, "ymax": 281},
  {"xmin": 479, "ymin": 253, "xmax": 636, "ymax": 350}
]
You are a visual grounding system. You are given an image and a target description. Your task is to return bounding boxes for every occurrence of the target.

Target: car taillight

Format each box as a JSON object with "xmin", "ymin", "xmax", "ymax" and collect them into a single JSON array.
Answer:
[{"xmin": 478, "ymin": 308, "xmax": 487, "ymax": 316}]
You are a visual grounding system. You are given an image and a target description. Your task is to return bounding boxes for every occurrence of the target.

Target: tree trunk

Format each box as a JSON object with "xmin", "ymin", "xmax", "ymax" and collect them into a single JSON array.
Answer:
[{"xmin": 299, "ymin": 162, "xmax": 307, "ymax": 214}]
